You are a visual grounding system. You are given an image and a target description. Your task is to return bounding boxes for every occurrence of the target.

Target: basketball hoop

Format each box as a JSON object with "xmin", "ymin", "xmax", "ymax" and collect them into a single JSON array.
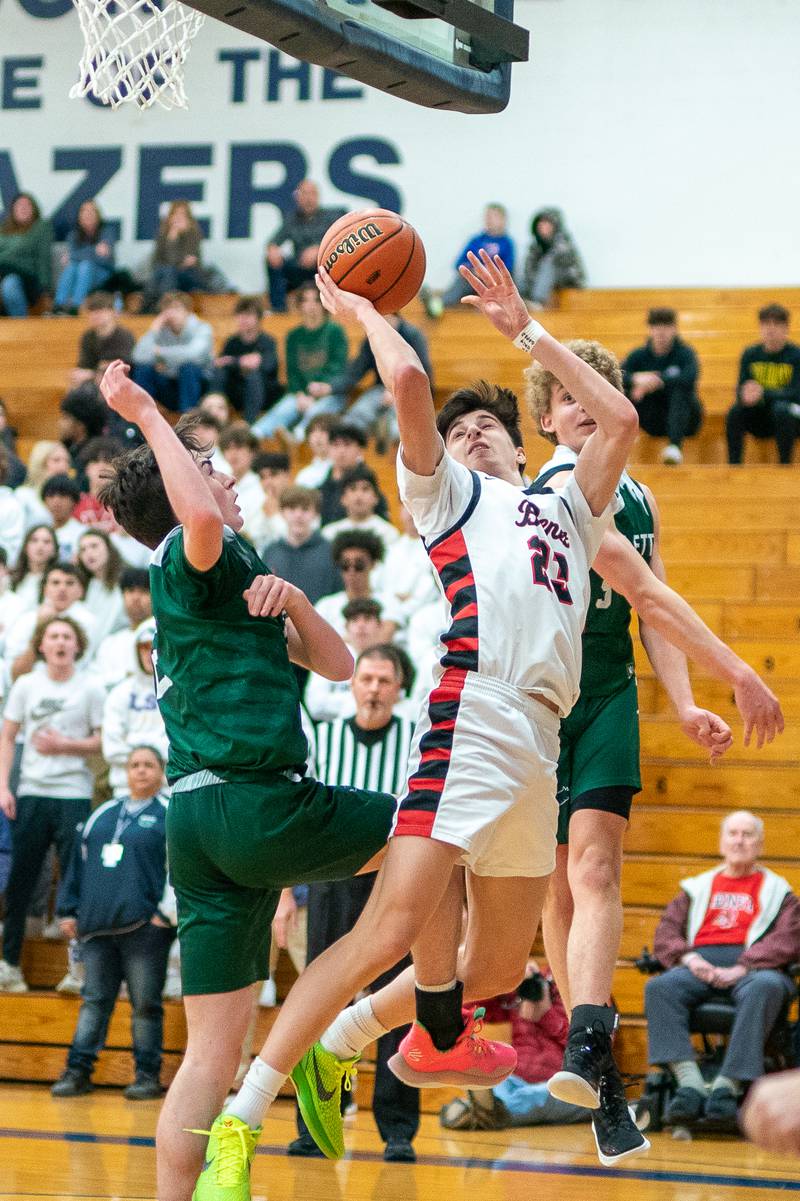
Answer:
[{"xmin": 69, "ymin": 0, "xmax": 205, "ymax": 110}]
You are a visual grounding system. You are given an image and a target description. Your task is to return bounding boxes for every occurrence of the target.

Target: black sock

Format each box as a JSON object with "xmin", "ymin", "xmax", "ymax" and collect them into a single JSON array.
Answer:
[
  {"xmin": 415, "ymin": 980, "xmax": 465, "ymax": 1051},
  {"xmin": 570, "ymin": 1003, "xmax": 617, "ymax": 1037}
]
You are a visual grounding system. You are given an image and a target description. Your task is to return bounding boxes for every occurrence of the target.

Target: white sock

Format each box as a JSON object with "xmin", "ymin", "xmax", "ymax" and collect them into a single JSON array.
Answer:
[
  {"xmin": 321, "ymin": 996, "xmax": 390, "ymax": 1059},
  {"xmin": 711, "ymin": 1074, "xmax": 740, "ymax": 1095},
  {"xmin": 225, "ymin": 1057, "xmax": 286, "ymax": 1128}
]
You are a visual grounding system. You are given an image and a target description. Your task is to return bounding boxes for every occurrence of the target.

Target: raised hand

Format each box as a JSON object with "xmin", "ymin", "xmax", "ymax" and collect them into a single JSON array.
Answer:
[
  {"xmin": 458, "ymin": 249, "xmax": 531, "ymax": 341},
  {"xmin": 100, "ymin": 360, "xmax": 158, "ymax": 425},
  {"xmin": 315, "ymin": 265, "xmax": 376, "ymax": 324}
]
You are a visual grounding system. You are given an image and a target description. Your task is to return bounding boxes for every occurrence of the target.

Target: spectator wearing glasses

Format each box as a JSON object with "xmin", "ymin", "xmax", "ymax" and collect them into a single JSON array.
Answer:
[{"xmin": 315, "ymin": 530, "xmax": 400, "ymax": 639}]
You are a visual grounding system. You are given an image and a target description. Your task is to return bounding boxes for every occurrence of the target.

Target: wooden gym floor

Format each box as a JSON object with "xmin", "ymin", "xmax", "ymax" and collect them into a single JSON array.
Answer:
[{"xmin": 2, "ymin": 1085, "xmax": 800, "ymax": 1201}]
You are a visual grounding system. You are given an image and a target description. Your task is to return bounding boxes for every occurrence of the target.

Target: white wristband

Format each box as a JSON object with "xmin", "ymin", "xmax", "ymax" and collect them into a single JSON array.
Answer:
[{"xmin": 513, "ymin": 318, "xmax": 546, "ymax": 353}]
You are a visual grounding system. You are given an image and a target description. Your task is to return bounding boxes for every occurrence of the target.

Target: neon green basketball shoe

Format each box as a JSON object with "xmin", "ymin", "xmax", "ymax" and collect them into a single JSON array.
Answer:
[
  {"xmin": 290, "ymin": 1042, "xmax": 359, "ymax": 1159},
  {"xmin": 188, "ymin": 1113, "xmax": 261, "ymax": 1200}
]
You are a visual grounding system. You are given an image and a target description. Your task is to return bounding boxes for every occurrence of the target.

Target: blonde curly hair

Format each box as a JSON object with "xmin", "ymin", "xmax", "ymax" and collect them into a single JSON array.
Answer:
[{"xmin": 525, "ymin": 339, "xmax": 623, "ymax": 445}]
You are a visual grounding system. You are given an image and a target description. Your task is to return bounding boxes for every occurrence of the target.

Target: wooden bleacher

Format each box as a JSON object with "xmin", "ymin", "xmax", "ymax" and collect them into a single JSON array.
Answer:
[{"xmin": 0, "ymin": 286, "xmax": 799, "ymax": 1090}]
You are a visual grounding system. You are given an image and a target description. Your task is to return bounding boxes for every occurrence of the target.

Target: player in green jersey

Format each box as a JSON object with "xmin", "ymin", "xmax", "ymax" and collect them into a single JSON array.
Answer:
[
  {"xmin": 97, "ymin": 360, "xmax": 397, "ymax": 1201},
  {"xmin": 526, "ymin": 340, "xmax": 784, "ymax": 1165}
]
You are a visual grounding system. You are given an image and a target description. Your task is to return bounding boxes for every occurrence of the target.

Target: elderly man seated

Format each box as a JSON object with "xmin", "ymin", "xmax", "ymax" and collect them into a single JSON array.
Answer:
[{"xmin": 645, "ymin": 810, "xmax": 800, "ymax": 1124}]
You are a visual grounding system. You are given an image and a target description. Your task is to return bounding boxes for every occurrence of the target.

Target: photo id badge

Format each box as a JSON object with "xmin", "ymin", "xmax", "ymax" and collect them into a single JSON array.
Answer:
[{"xmin": 101, "ymin": 842, "xmax": 124, "ymax": 868}]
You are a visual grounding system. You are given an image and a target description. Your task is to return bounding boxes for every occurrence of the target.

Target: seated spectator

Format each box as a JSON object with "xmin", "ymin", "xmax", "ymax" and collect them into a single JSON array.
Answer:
[
  {"xmin": 622, "ymin": 308, "xmax": 703, "ymax": 465},
  {"xmin": 14, "ymin": 440, "xmax": 73, "ymax": 530},
  {"xmin": 0, "ymin": 614, "xmax": 104, "ymax": 993},
  {"xmin": 305, "ymin": 597, "xmax": 383, "ymax": 721},
  {"xmin": 726, "ymin": 304, "xmax": 800, "ymax": 464},
  {"xmin": 52, "ymin": 200, "xmax": 115, "ymax": 315},
  {"xmin": 132, "ymin": 292, "xmax": 213, "ymax": 414},
  {"xmin": 52, "ymin": 745, "xmax": 173, "ymax": 1099},
  {"xmin": 71, "ymin": 293, "xmax": 136, "ymax": 390},
  {"xmin": 316, "ymin": 530, "xmax": 400, "ymax": 638},
  {"xmin": 318, "ymin": 422, "xmax": 391, "ymax": 526},
  {"xmin": 295, "ymin": 413, "xmax": 336, "ymax": 489},
  {"xmin": 9, "ymin": 525, "xmax": 59, "ymax": 610},
  {"xmin": 59, "ymin": 385, "xmax": 108, "ymax": 476},
  {"xmin": 263, "ymin": 485, "xmax": 341, "ymax": 603},
  {"xmin": 41, "ymin": 475, "xmax": 84, "ymax": 561},
  {"xmin": 241, "ymin": 451, "xmax": 290, "ymax": 552},
  {"xmin": 5, "ymin": 563, "xmax": 97, "ymax": 680},
  {"xmin": 76, "ymin": 528, "xmax": 126, "ymax": 644},
  {"xmin": 645, "ymin": 810, "xmax": 800, "ymax": 1124},
  {"xmin": 265, "ymin": 179, "xmax": 345, "ymax": 313},
  {"xmin": 102, "ymin": 621, "xmax": 168, "ymax": 797},
  {"xmin": 0, "ymin": 399, "xmax": 26, "ymax": 488},
  {"xmin": 331, "ymin": 313, "xmax": 432, "ymax": 452},
  {"xmin": 521, "ymin": 207, "xmax": 585, "ymax": 308},
  {"xmin": 440, "ymin": 962, "xmax": 590, "ymax": 1130},
  {"xmin": 73, "ymin": 437, "xmax": 124, "ymax": 528},
  {"xmin": 0, "ymin": 192, "xmax": 52, "ymax": 318},
  {"xmin": 92, "ymin": 567, "xmax": 152, "ymax": 691},
  {"xmin": 424, "ymin": 203, "xmax": 516, "ymax": 317},
  {"xmin": 252, "ymin": 284, "xmax": 348, "ymax": 442},
  {"xmin": 0, "ymin": 447, "xmax": 24, "ymax": 564},
  {"xmin": 322, "ymin": 465, "xmax": 399, "ymax": 555},
  {"xmin": 212, "ymin": 296, "xmax": 281, "ymax": 423},
  {"xmin": 379, "ymin": 504, "xmax": 439, "ymax": 644},
  {"xmin": 141, "ymin": 200, "xmax": 207, "ymax": 313}
]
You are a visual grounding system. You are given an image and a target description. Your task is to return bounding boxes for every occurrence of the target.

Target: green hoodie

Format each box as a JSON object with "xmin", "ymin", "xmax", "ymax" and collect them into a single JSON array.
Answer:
[{"xmin": 0, "ymin": 219, "xmax": 53, "ymax": 290}]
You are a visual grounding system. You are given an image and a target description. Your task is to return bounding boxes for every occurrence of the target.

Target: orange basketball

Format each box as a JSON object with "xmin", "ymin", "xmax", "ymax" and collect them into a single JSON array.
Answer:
[{"xmin": 318, "ymin": 209, "xmax": 426, "ymax": 314}]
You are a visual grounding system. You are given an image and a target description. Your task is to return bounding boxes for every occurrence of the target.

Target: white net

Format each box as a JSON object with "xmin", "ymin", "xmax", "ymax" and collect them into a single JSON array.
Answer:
[{"xmin": 69, "ymin": 0, "xmax": 205, "ymax": 111}]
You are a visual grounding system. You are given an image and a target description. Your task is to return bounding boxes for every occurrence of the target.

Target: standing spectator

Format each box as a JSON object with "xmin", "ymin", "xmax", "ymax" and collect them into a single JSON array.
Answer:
[
  {"xmin": 102, "ymin": 621, "xmax": 168, "ymax": 797},
  {"xmin": 41, "ymin": 475, "xmax": 84, "ymax": 562},
  {"xmin": 316, "ymin": 530, "xmax": 399, "ymax": 638},
  {"xmin": 198, "ymin": 391, "xmax": 231, "ymax": 429},
  {"xmin": 191, "ymin": 410, "xmax": 230, "ymax": 475},
  {"xmin": 243, "ymin": 452, "xmax": 291, "ymax": 552},
  {"xmin": 71, "ymin": 293, "xmax": 136, "ymax": 389},
  {"xmin": 132, "ymin": 292, "xmax": 213, "ymax": 414},
  {"xmin": 645, "ymin": 811, "xmax": 800, "ymax": 1124},
  {"xmin": 0, "ymin": 193, "xmax": 52, "ymax": 318},
  {"xmin": 295, "ymin": 414, "xmax": 336, "ymax": 489},
  {"xmin": 331, "ymin": 313, "xmax": 433, "ymax": 451},
  {"xmin": 141, "ymin": 200, "xmax": 207, "ymax": 313},
  {"xmin": 52, "ymin": 201, "xmax": 115, "ymax": 315},
  {"xmin": 318, "ymin": 423, "xmax": 390, "ymax": 526},
  {"xmin": 379, "ymin": 504, "xmax": 439, "ymax": 643},
  {"xmin": 622, "ymin": 308, "xmax": 703, "ymax": 465},
  {"xmin": 265, "ymin": 179, "xmax": 345, "ymax": 313},
  {"xmin": 216, "ymin": 425, "xmax": 264, "ymax": 535},
  {"xmin": 52, "ymin": 745, "xmax": 173, "ymax": 1098},
  {"xmin": 14, "ymin": 441, "xmax": 72, "ymax": 531},
  {"xmin": 263, "ymin": 486, "xmax": 341, "ymax": 604},
  {"xmin": 0, "ymin": 549, "xmax": 24, "ymax": 659},
  {"xmin": 0, "ymin": 399, "xmax": 26, "ymax": 488},
  {"xmin": 521, "ymin": 207, "xmax": 585, "ymax": 308},
  {"xmin": 92, "ymin": 567, "xmax": 152, "ymax": 691},
  {"xmin": 58, "ymin": 385, "xmax": 108, "ymax": 475},
  {"xmin": 0, "ymin": 447, "xmax": 25, "ymax": 565},
  {"xmin": 9, "ymin": 525, "xmax": 59, "ymax": 610},
  {"xmin": 73, "ymin": 437, "xmax": 124, "ymax": 528},
  {"xmin": 322, "ymin": 465, "xmax": 400, "ymax": 554},
  {"xmin": 0, "ymin": 615, "xmax": 104, "ymax": 992},
  {"xmin": 252, "ymin": 285, "xmax": 348, "ymax": 441},
  {"xmin": 5, "ymin": 564, "xmax": 97, "ymax": 681},
  {"xmin": 212, "ymin": 296, "xmax": 281, "ymax": 423},
  {"xmin": 726, "ymin": 304, "xmax": 800, "ymax": 464},
  {"xmin": 304, "ymin": 598, "xmax": 383, "ymax": 721},
  {"xmin": 76, "ymin": 528, "xmax": 126, "ymax": 645},
  {"xmin": 424, "ymin": 204, "xmax": 516, "ymax": 317}
]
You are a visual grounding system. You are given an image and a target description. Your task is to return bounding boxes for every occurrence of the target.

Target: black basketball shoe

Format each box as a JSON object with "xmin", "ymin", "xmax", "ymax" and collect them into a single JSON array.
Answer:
[
  {"xmin": 592, "ymin": 1065, "xmax": 650, "ymax": 1166},
  {"xmin": 548, "ymin": 1021, "xmax": 614, "ymax": 1108}
]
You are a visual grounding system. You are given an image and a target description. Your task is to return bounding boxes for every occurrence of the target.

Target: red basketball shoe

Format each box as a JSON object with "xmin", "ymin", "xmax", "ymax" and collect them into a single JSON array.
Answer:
[{"xmin": 388, "ymin": 1007, "xmax": 517, "ymax": 1088}]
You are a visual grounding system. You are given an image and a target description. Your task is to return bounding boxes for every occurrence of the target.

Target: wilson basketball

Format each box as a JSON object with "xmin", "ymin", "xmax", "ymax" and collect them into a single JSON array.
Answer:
[{"xmin": 318, "ymin": 209, "xmax": 426, "ymax": 314}]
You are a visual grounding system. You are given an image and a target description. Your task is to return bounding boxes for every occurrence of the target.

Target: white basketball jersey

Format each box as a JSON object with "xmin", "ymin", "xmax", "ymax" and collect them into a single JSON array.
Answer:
[{"xmin": 398, "ymin": 445, "xmax": 614, "ymax": 716}]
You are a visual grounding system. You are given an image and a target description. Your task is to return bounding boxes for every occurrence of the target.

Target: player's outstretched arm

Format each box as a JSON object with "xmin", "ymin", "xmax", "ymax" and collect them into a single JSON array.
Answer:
[
  {"xmin": 595, "ymin": 531, "xmax": 784, "ymax": 748},
  {"xmin": 244, "ymin": 574, "xmax": 353, "ymax": 680},
  {"xmin": 316, "ymin": 267, "xmax": 439, "ymax": 476},
  {"xmin": 459, "ymin": 250, "xmax": 638, "ymax": 514},
  {"xmin": 99, "ymin": 361, "xmax": 223, "ymax": 572}
]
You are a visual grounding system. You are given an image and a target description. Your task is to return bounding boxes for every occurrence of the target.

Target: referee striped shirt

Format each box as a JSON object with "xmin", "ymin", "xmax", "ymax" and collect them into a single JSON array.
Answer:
[{"xmin": 314, "ymin": 715, "xmax": 414, "ymax": 796}]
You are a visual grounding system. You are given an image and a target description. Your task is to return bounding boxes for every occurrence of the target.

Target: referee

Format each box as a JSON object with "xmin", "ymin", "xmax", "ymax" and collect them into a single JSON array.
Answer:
[{"xmin": 289, "ymin": 644, "xmax": 418, "ymax": 1162}]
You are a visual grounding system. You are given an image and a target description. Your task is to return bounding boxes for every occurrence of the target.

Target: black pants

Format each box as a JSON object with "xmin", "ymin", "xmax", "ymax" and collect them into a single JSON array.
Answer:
[
  {"xmin": 636, "ymin": 384, "xmax": 703, "ymax": 448},
  {"xmin": 2, "ymin": 795, "xmax": 90, "ymax": 966},
  {"xmin": 726, "ymin": 401, "xmax": 799, "ymax": 464},
  {"xmin": 297, "ymin": 876, "xmax": 420, "ymax": 1144},
  {"xmin": 267, "ymin": 258, "xmax": 316, "ymax": 313},
  {"xmin": 210, "ymin": 364, "xmax": 279, "ymax": 424}
]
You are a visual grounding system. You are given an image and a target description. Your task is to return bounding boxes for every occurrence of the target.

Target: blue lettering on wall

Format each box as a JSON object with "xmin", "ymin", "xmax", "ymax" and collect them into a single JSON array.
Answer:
[
  {"xmin": 0, "ymin": 154, "xmax": 21, "ymax": 217},
  {"xmin": 137, "ymin": 145, "xmax": 213, "ymax": 239},
  {"xmin": 50, "ymin": 147, "xmax": 123, "ymax": 240},
  {"xmin": 17, "ymin": 0, "xmax": 72, "ymax": 17},
  {"xmin": 328, "ymin": 138, "xmax": 402, "ymax": 213},
  {"xmin": 227, "ymin": 143, "xmax": 307, "ymax": 238},
  {"xmin": 266, "ymin": 50, "xmax": 310, "ymax": 102},
  {"xmin": 2, "ymin": 56, "xmax": 43, "ymax": 110},
  {"xmin": 321, "ymin": 69, "xmax": 363, "ymax": 101},
  {"xmin": 218, "ymin": 49, "xmax": 260, "ymax": 104}
]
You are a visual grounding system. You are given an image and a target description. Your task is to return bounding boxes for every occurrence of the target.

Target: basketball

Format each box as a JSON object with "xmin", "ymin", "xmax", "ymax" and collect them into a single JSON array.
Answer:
[{"xmin": 317, "ymin": 208, "xmax": 426, "ymax": 314}]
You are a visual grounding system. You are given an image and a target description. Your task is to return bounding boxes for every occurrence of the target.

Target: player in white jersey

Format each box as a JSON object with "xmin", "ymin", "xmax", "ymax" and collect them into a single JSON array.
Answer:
[{"xmin": 216, "ymin": 250, "xmax": 639, "ymax": 1178}]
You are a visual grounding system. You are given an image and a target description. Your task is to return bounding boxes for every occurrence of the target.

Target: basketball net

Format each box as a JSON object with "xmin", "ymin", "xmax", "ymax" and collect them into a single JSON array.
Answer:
[{"xmin": 69, "ymin": 0, "xmax": 205, "ymax": 110}]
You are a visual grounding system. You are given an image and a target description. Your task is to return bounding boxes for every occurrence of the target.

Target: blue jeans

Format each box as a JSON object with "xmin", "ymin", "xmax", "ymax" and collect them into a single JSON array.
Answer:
[
  {"xmin": 346, "ymin": 385, "xmax": 399, "ymax": 443},
  {"xmin": 54, "ymin": 260, "xmax": 113, "ymax": 309},
  {"xmin": 0, "ymin": 273, "xmax": 31, "ymax": 317},
  {"xmin": 494, "ymin": 1076, "xmax": 591, "ymax": 1126},
  {"xmin": 133, "ymin": 362, "xmax": 207, "ymax": 413},
  {"xmin": 67, "ymin": 923, "xmax": 174, "ymax": 1077},
  {"xmin": 251, "ymin": 390, "xmax": 345, "ymax": 441}
]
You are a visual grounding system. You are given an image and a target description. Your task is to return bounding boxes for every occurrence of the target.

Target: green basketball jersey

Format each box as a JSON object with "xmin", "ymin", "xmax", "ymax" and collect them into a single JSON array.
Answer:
[
  {"xmin": 150, "ymin": 525, "xmax": 308, "ymax": 785},
  {"xmin": 534, "ymin": 455, "xmax": 654, "ymax": 696}
]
